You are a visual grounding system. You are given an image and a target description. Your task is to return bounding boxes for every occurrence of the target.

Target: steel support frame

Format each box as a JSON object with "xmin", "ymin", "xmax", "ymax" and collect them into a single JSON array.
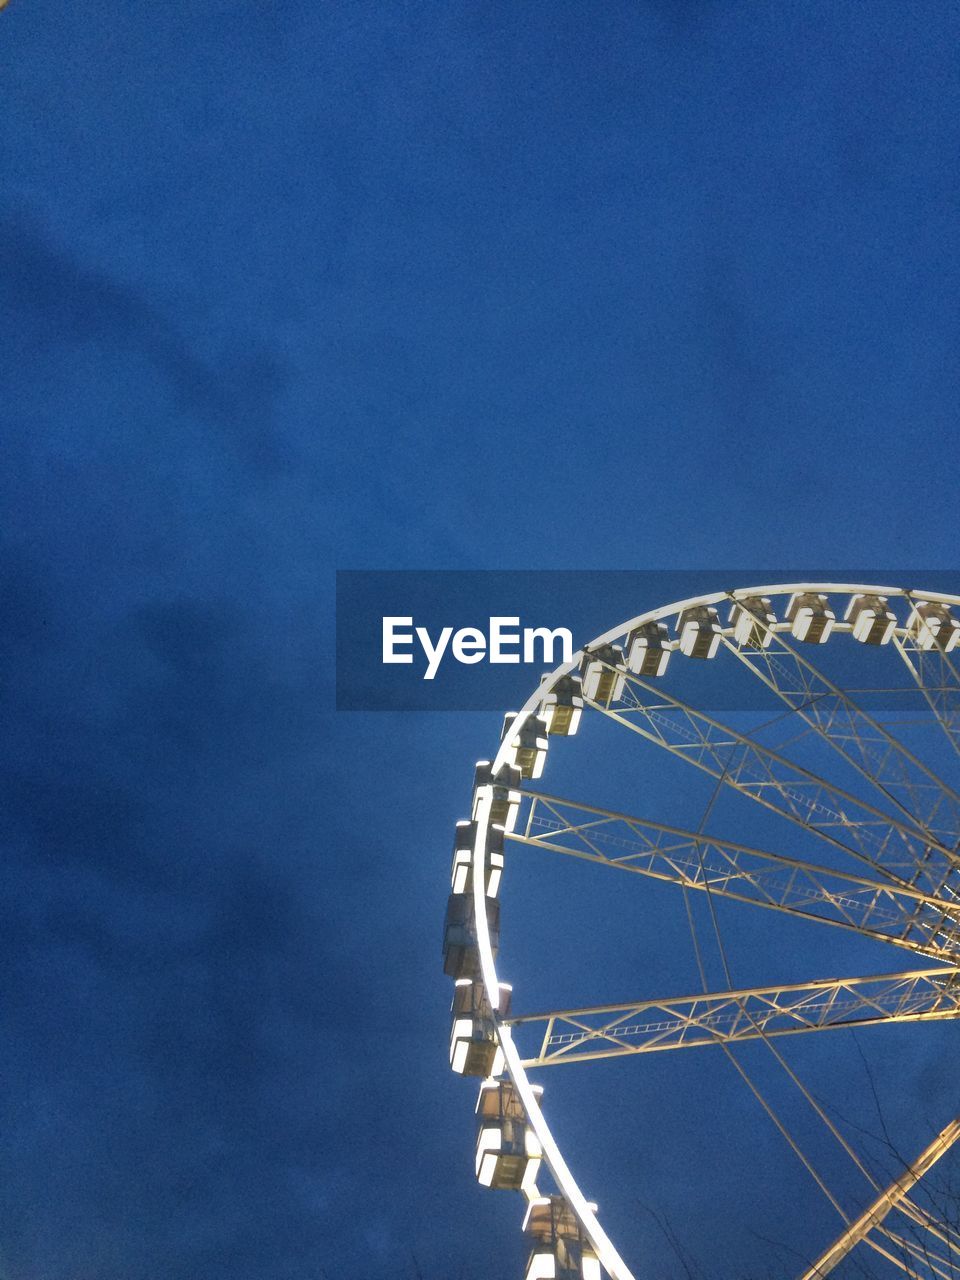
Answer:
[{"xmin": 506, "ymin": 967, "xmax": 960, "ymax": 1066}]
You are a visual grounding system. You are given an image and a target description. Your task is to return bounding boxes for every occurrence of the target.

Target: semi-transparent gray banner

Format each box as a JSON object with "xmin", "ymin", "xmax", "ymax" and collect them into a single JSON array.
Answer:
[{"xmin": 335, "ymin": 570, "xmax": 960, "ymax": 711}]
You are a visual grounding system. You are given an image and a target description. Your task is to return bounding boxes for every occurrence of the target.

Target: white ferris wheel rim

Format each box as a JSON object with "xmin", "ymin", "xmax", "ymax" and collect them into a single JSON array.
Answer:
[{"xmin": 469, "ymin": 581, "xmax": 960, "ymax": 1280}]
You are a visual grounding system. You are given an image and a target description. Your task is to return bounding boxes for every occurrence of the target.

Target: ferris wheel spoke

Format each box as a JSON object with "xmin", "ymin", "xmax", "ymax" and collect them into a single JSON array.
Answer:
[
  {"xmin": 585, "ymin": 665, "xmax": 960, "ymax": 903},
  {"xmin": 866, "ymin": 1233, "xmax": 945, "ymax": 1280},
  {"xmin": 718, "ymin": 607, "xmax": 960, "ymax": 862},
  {"xmin": 506, "ymin": 968, "xmax": 960, "ymax": 1066},
  {"xmin": 511, "ymin": 792, "xmax": 960, "ymax": 959},
  {"xmin": 875, "ymin": 1226, "xmax": 959, "ymax": 1280},
  {"xmin": 898, "ymin": 1189, "xmax": 960, "ymax": 1253},
  {"xmin": 797, "ymin": 1118, "xmax": 960, "ymax": 1280},
  {"xmin": 882, "ymin": 1199, "xmax": 960, "ymax": 1275},
  {"xmin": 893, "ymin": 629, "xmax": 960, "ymax": 763}
]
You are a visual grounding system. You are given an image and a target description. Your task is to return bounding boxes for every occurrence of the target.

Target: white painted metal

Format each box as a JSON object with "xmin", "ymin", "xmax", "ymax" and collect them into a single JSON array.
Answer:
[
  {"xmin": 798, "ymin": 1117, "xmax": 960, "ymax": 1280},
  {"xmin": 462, "ymin": 583, "xmax": 960, "ymax": 1278}
]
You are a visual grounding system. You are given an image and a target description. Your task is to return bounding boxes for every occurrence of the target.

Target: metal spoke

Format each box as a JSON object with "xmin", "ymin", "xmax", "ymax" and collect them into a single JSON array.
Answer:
[
  {"xmin": 586, "ymin": 665, "xmax": 960, "ymax": 911},
  {"xmin": 897, "ymin": 1197, "xmax": 960, "ymax": 1262},
  {"xmin": 875, "ymin": 1226, "xmax": 958, "ymax": 1280},
  {"xmin": 512, "ymin": 791, "xmax": 960, "ymax": 960},
  {"xmin": 893, "ymin": 626, "xmax": 960, "ymax": 763},
  {"xmin": 864, "ymin": 1233, "xmax": 940, "ymax": 1280},
  {"xmin": 797, "ymin": 1118, "xmax": 960, "ymax": 1280},
  {"xmin": 719, "ymin": 607, "xmax": 960, "ymax": 868},
  {"xmin": 506, "ymin": 968, "xmax": 960, "ymax": 1066}
]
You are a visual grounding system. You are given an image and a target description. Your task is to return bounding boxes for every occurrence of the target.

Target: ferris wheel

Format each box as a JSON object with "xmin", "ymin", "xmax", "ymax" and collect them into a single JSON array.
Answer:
[{"xmin": 443, "ymin": 582, "xmax": 960, "ymax": 1280}]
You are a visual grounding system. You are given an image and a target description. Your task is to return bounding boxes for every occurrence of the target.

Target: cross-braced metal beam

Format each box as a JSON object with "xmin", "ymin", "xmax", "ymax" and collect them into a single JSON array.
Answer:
[
  {"xmin": 506, "ymin": 967, "xmax": 960, "ymax": 1066},
  {"xmin": 718, "ymin": 609, "xmax": 960, "ymax": 866},
  {"xmin": 511, "ymin": 792, "xmax": 960, "ymax": 960},
  {"xmin": 894, "ymin": 627, "xmax": 960, "ymax": 764},
  {"xmin": 587, "ymin": 666, "xmax": 960, "ymax": 915}
]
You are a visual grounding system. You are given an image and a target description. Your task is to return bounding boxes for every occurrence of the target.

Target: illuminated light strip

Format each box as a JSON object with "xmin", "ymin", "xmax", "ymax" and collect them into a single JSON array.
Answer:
[{"xmin": 475, "ymin": 658, "xmax": 635, "ymax": 1280}]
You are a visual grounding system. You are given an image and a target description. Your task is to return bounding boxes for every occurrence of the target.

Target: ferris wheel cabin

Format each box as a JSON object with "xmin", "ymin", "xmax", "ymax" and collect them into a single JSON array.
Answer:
[
  {"xmin": 844, "ymin": 593, "xmax": 897, "ymax": 644},
  {"xmin": 501, "ymin": 713, "xmax": 550, "ymax": 779},
  {"xmin": 523, "ymin": 1196, "xmax": 602, "ymax": 1280},
  {"xmin": 676, "ymin": 605, "xmax": 722, "ymax": 659},
  {"xmin": 475, "ymin": 1078, "xmax": 544, "ymax": 1194},
  {"xmin": 472, "ymin": 761, "xmax": 522, "ymax": 833},
  {"xmin": 581, "ymin": 643, "xmax": 627, "ymax": 702},
  {"xmin": 449, "ymin": 979, "xmax": 512, "ymax": 1078},
  {"xmin": 625, "ymin": 620, "xmax": 670, "ymax": 677},
  {"xmin": 785, "ymin": 591, "xmax": 836, "ymax": 643},
  {"xmin": 538, "ymin": 674, "xmax": 584, "ymax": 736}
]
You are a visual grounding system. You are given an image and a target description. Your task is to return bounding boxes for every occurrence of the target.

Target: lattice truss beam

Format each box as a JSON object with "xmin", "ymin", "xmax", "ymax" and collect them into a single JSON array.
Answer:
[
  {"xmin": 507, "ymin": 967, "xmax": 960, "ymax": 1066},
  {"xmin": 718, "ymin": 609, "xmax": 960, "ymax": 865},
  {"xmin": 510, "ymin": 793, "xmax": 960, "ymax": 960},
  {"xmin": 894, "ymin": 626, "xmax": 960, "ymax": 764},
  {"xmin": 587, "ymin": 661, "xmax": 960, "ymax": 915}
]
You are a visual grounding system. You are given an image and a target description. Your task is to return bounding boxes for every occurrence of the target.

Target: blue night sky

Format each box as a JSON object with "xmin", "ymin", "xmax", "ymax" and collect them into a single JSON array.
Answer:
[{"xmin": 3, "ymin": 3, "xmax": 960, "ymax": 1279}]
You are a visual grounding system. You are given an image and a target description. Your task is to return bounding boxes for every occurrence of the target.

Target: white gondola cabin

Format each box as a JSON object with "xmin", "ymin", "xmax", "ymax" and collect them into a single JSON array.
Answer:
[
  {"xmin": 450, "ymin": 820, "xmax": 505, "ymax": 897},
  {"xmin": 845, "ymin": 594, "xmax": 897, "ymax": 645},
  {"xmin": 523, "ymin": 1196, "xmax": 601, "ymax": 1280},
  {"xmin": 471, "ymin": 761, "xmax": 522, "ymax": 833},
  {"xmin": 474, "ymin": 1079, "xmax": 543, "ymax": 1193},
  {"xmin": 729, "ymin": 596, "xmax": 777, "ymax": 648},
  {"xmin": 449, "ymin": 979, "xmax": 511, "ymax": 1077},
  {"xmin": 501, "ymin": 713, "xmax": 549, "ymax": 780},
  {"xmin": 580, "ymin": 644, "xmax": 626, "ymax": 703},
  {"xmin": 785, "ymin": 591, "xmax": 835, "ymax": 644},
  {"xmin": 625, "ymin": 620, "xmax": 670, "ymax": 678},
  {"xmin": 538, "ymin": 674, "xmax": 584, "ymax": 736},
  {"xmin": 442, "ymin": 892, "xmax": 500, "ymax": 979},
  {"xmin": 908, "ymin": 600, "xmax": 960, "ymax": 652},
  {"xmin": 676, "ymin": 605, "xmax": 722, "ymax": 659}
]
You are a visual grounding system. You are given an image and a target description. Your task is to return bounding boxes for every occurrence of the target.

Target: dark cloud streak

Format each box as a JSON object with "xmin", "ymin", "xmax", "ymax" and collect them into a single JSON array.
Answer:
[{"xmin": 0, "ymin": 210, "xmax": 292, "ymax": 475}]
